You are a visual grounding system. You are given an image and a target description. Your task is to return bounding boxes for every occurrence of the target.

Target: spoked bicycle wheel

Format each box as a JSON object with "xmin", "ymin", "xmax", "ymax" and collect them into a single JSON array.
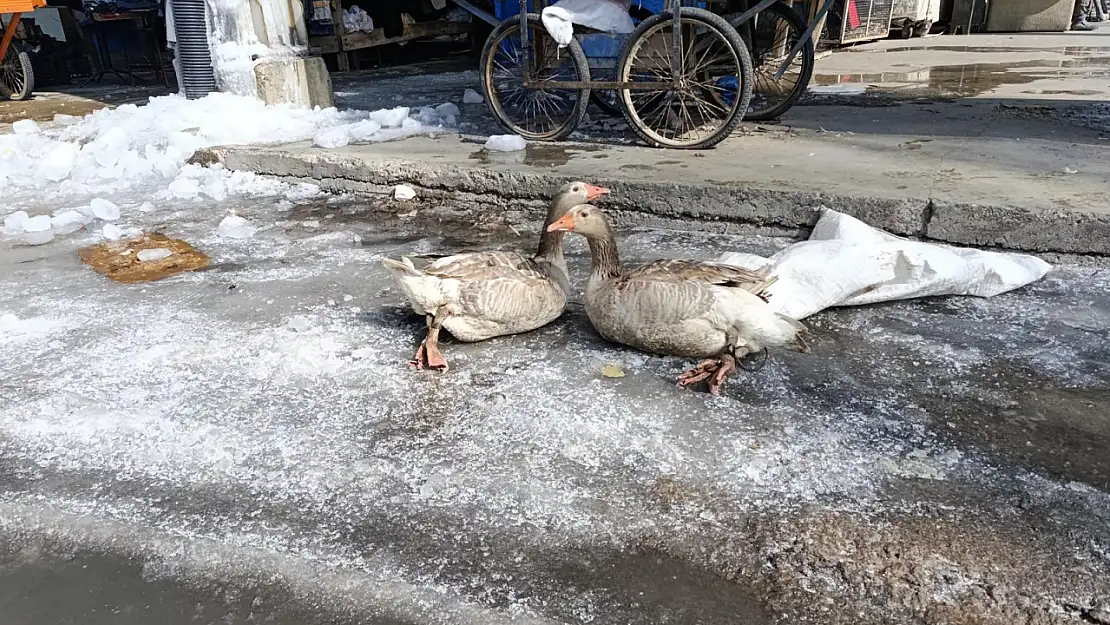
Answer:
[
  {"xmin": 616, "ymin": 8, "xmax": 753, "ymax": 149},
  {"xmin": 0, "ymin": 44, "xmax": 34, "ymax": 101},
  {"xmin": 732, "ymin": 1, "xmax": 814, "ymax": 121},
  {"xmin": 479, "ymin": 13, "xmax": 591, "ymax": 141}
]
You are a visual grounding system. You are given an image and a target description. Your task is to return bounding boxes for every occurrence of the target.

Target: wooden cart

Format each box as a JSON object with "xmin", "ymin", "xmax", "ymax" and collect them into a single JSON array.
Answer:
[{"xmin": 0, "ymin": 0, "xmax": 44, "ymax": 100}]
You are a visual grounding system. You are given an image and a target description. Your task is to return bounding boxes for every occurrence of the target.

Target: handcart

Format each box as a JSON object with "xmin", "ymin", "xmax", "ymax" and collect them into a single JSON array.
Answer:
[
  {"xmin": 0, "ymin": 0, "xmax": 44, "ymax": 100},
  {"xmin": 477, "ymin": 0, "xmax": 757, "ymax": 149},
  {"xmin": 453, "ymin": 0, "xmax": 835, "ymax": 147}
]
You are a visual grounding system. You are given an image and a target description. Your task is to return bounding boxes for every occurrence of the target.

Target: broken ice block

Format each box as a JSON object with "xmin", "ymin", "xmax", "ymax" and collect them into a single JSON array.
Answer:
[
  {"xmin": 462, "ymin": 89, "xmax": 484, "ymax": 104},
  {"xmin": 90, "ymin": 198, "xmax": 121, "ymax": 221},
  {"xmin": 217, "ymin": 214, "xmax": 256, "ymax": 239},
  {"xmin": 484, "ymin": 134, "xmax": 527, "ymax": 152},
  {"xmin": 137, "ymin": 247, "xmax": 172, "ymax": 262}
]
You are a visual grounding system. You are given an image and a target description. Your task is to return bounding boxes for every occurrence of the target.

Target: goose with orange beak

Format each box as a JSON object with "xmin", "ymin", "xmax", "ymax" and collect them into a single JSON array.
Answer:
[
  {"xmin": 548, "ymin": 204, "xmax": 809, "ymax": 395},
  {"xmin": 383, "ymin": 182, "xmax": 609, "ymax": 371}
]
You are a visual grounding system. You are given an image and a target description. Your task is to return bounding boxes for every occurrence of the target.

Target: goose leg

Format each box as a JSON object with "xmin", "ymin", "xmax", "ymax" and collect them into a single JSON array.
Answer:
[
  {"xmin": 706, "ymin": 354, "xmax": 738, "ymax": 396},
  {"xmin": 409, "ymin": 315, "xmax": 433, "ymax": 369},
  {"xmin": 410, "ymin": 314, "xmax": 450, "ymax": 372},
  {"xmin": 677, "ymin": 359, "xmax": 720, "ymax": 387},
  {"xmin": 423, "ymin": 323, "xmax": 449, "ymax": 372}
]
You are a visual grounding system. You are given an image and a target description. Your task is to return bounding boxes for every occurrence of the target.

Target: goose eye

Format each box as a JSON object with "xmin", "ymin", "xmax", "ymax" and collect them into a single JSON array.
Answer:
[
  {"xmin": 581, "ymin": 211, "xmax": 590, "ymax": 218},
  {"xmin": 572, "ymin": 185, "xmax": 580, "ymax": 192}
]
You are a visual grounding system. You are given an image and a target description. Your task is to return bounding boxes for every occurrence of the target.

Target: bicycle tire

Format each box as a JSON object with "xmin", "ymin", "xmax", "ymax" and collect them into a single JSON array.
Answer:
[
  {"xmin": 0, "ymin": 47, "xmax": 34, "ymax": 101},
  {"xmin": 616, "ymin": 7, "xmax": 753, "ymax": 149},
  {"xmin": 479, "ymin": 14, "xmax": 590, "ymax": 141},
  {"xmin": 735, "ymin": 1, "xmax": 814, "ymax": 121}
]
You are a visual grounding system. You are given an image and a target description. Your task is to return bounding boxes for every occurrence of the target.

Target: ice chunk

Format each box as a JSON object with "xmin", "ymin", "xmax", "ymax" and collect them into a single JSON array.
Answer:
[
  {"xmin": 90, "ymin": 198, "xmax": 121, "ymax": 221},
  {"xmin": 314, "ymin": 126, "xmax": 350, "ymax": 149},
  {"xmin": 138, "ymin": 202, "xmax": 156, "ymax": 213},
  {"xmin": 50, "ymin": 210, "xmax": 89, "ymax": 236},
  {"xmin": 19, "ymin": 216, "xmax": 54, "ymax": 246},
  {"xmin": 167, "ymin": 176, "xmax": 202, "ymax": 199},
  {"xmin": 435, "ymin": 102, "xmax": 460, "ymax": 118},
  {"xmin": 3, "ymin": 210, "xmax": 30, "ymax": 235},
  {"xmin": 367, "ymin": 106, "xmax": 409, "ymax": 128},
  {"xmin": 393, "ymin": 184, "xmax": 416, "ymax": 201},
  {"xmin": 401, "ymin": 117, "xmax": 423, "ymax": 132},
  {"xmin": 462, "ymin": 89, "xmax": 484, "ymax": 104},
  {"xmin": 287, "ymin": 315, "xmax": 313, "ymax": 332},
  {"xmin": 137, "ymin": 247, "xmax": 172, "ymax": 262},
  {"xmin": 89, "ymin": 126, "xmax": 130, "ymax": 168},
  {"xmin": 217, "ymin": 214, "xmax": 256, "ymax": 239},
  {"xmin": 23, "ymin": 215, "xmax": 52, "ymax": 232},
  {"xmin": 11, "ymin": 119, "xmax": 40, "ymax": 134},
  {"xmin": 53, "ymin": 113, "xmax": 81, "ymax": 125},
  {"xmin": 347, "ymin": 119, "xmax": 382, "ymax": 141},
  {"xmin": 484, "ymin": 134, "xmax": 527, "ymax": 152},
  {"xmin": 102, "ymin": 224, "xmax": 123, "ymax": 241},
  {"xmin": 416, "ymin": 106, "xmax": 439, "ymax": 125},
  {"xmin": 41, "ymin": 143, "xmax": 80, "ymax": 182}
]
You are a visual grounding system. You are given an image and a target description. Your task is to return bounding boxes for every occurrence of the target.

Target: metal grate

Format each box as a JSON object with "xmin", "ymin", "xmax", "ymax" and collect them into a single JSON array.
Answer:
[{"xmin": 826, "ymin": 0, "xmax": 895, "ymax": 44}]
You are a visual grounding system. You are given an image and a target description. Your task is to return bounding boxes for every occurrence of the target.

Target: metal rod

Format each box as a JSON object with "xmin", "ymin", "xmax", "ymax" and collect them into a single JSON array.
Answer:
[
  {"xmin": 669, "ymin": 0, "xmax": 682, "ymax": 80},
  {"xmin": 523, "ymin": 80, "xmax": 677, "ymax": 89},
  {"xmin": 451, "ymin": 0, "xmax": 500, "ymax": 26},
  {"xmin": 727, "ymin": 0, "xmax": 777, "ymax": 27},
  {"xmin": 773, "ymin": 0, "xmax": 835, "ymax": 79},
  {"xmin": 520, "ymin": 1, "xmax": 532, "ymax": 83}
]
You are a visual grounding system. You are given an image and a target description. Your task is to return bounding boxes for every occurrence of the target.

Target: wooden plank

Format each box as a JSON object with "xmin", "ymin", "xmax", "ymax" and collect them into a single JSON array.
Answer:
[
  {"xmin": 330, "ymin": 0, "xmax": 349, "ymax": 71},
  {"xmin": 340, "ymin": 20, "xmax": 471, "ymax": 51},
  {"xmin": 308, "ymin": 35, "xmax": 341, "ymax": 54}
]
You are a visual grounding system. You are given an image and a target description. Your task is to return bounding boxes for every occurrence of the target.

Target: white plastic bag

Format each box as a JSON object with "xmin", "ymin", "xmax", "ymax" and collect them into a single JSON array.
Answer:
[
  {"xmin": 541, "ymin": 0, "xmax": 634, "ymax": 47},
  {"xmin": 718, "ymin": 208, "xmax": 1052, "ymax": 320}
]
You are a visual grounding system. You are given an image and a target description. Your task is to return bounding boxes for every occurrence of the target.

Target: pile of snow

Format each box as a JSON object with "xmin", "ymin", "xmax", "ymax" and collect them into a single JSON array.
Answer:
[
  {"xmin": 0, "ymin": 93, "xmax": 442, "ymax": 212},
  {"xmin": 0, "ymin": 92, "xmax": 448, "ymax": 244},
  {"xmin": 485, "ymin": 134, "xmax": 527, "ymax": 152}
]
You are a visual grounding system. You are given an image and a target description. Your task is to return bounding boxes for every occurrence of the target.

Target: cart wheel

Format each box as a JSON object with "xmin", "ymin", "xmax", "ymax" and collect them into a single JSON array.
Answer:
[
  {"xmin": 479, "ymin": 13, "xmax": 590, "ymax": 141},
  {"xmin": 735, "ymin": 1, "xmax": 815, "ymax": 122},
  {"xmin": 0, "ymin": 46, "xmax": 34, "ymax": 101},
  {"xmin": 616, "ymin": 8, "xmax": 753, "ymax": 149}
]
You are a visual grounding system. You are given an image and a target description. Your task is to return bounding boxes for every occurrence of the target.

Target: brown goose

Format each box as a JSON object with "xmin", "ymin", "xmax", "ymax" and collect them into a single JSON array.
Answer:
[
  {"xmin": 547, "ymin": 204, "xmax": 809, "ymax": 395},
  {"xmin": 382, "ymin": 181, "xmax": 610, "ymax": 371}
]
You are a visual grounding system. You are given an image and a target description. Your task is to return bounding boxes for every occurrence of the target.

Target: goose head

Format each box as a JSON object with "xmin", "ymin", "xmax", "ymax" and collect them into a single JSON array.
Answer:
[
  {"xmin": 546, "ymin": 204, "xmax": 610, "ymax": 237},
  {"xmin": 553, "ymin": 181, "xmax": 610, "ymax": 212}
]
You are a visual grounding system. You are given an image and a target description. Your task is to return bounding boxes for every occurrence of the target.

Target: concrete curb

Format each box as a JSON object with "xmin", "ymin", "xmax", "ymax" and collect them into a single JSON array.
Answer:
[{"xmin": 197, "ymin": 145, "xmax": 1110, "ymax": 256}]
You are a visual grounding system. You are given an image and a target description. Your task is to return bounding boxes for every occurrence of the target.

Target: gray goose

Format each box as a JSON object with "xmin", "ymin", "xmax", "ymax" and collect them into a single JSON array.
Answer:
[
  {"xmin": 382, "ymin": 181, "xmax": 610, "ymax": 371},
  {"xmin": 547, "ymin": 204, "xmax": 809, "ymax": 395}
]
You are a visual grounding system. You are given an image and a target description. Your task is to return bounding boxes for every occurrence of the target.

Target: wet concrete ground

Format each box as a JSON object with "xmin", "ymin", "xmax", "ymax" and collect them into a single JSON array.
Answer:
[{"xmin": 1, "ymin": 191, "xmax": 1109, "ymax": 624}]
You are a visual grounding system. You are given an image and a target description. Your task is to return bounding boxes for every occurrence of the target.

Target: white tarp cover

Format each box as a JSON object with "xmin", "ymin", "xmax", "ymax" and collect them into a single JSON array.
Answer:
[
  {"xmin": 541, "ymin": 0, "xmax": 634, "ymax": 47},
  {"xmin": 717, "ymin": 208, "xmax": 1053, "ymax": 321}
]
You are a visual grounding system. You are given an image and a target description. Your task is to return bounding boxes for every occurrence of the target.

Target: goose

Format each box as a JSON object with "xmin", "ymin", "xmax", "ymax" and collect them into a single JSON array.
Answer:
[
  {"xmin": 547, "ymin": 204, "xmax": 809, "ymax": 395},
  {"xmin": 382, "ymin": 181, "xmax": 610, "ymax": 371}
]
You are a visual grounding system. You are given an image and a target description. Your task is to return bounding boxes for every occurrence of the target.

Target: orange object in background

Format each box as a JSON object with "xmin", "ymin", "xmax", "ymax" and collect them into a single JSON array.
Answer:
[{"xmin": 0, "ymin": 0, "xmax": 47, "ymax": 62}]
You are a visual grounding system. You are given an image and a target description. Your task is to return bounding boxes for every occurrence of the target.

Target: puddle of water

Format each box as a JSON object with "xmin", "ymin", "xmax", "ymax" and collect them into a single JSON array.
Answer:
[
  {"xmin": 468, "ymin": 143, "xmax": 605, "ymax": 167},
  {"xmin": 812, "ymin": 55, "xmax": 1110, "ymax": 97},
  {"xmin": 876, "ymin": 45, "xmax": 1110, "ymax": 54}
]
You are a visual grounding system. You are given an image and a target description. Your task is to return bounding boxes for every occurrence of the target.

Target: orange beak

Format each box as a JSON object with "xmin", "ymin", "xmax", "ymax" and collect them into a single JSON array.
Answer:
[
  {"xmin": 547, "ymin": 212, "xmax": 576, "ymax": 233},
  {"xmin": 585, "ymin": 184, "xmax": 610, "ymax": 201}
]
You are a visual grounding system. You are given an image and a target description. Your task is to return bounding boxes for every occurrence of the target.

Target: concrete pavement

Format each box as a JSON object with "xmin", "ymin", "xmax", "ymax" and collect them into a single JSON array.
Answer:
[{"xmin": 201, "ymin": 32, "xmax": 1110, "ymax": 255}]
